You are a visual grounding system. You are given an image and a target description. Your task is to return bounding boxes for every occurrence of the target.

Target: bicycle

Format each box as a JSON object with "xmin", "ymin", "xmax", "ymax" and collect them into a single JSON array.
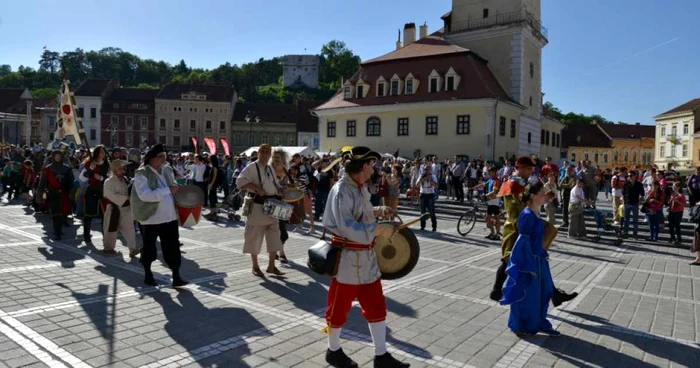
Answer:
[{"xmin": 457, "ymin": 196, "xmax": 506, "ymax": 236}]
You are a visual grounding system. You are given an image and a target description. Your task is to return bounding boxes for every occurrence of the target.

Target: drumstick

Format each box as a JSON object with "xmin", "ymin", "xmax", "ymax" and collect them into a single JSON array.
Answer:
[{"xmin": 397, "ymin": 213, "xmax": 430, "ymax": 229}]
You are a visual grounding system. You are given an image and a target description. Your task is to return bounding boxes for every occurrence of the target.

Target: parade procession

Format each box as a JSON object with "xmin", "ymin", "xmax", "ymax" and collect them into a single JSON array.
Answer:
[{"xmin": 1, "ymin": 0, "xmax": 699, "ymax": 367}]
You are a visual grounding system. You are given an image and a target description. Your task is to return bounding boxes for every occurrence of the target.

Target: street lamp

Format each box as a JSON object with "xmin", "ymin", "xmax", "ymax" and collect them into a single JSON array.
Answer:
[{"xmin": 245, "ymin": 111, "xmax": 261, "ymax": 147}]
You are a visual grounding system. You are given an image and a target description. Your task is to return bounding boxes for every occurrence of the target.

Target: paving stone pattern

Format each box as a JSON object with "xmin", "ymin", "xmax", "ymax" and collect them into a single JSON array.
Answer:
[{"xmin": 0, "ymin": 196, "xmax": 698, "ymax": 368}]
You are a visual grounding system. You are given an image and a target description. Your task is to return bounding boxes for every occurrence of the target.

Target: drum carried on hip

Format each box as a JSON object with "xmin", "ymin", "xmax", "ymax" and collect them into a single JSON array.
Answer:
[
  {"xmin": 282, "ymin": 188, "xmax": 304, "ymax": 203},
  {"xmin": 174, "ymin": 184, "xmax": 205, "ymax": 227},
  {"xmin": 263, "ymin": 199, "xmax": 294, "ymax": 221},
  {"xmin": 374, "ymin": 220, "xmax": 420, "ymax": 280}
]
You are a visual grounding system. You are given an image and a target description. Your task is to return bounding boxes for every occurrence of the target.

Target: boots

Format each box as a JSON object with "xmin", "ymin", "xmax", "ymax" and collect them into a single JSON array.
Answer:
[
  {"xmin": 374, "ymin": 352, "xmax": 410, "ymax": 368},
  {"xmin": 552, "ymin": 288, "xmax": 578, "ymax": 307},
  {"xmin": 489, "ymin": 261, "xmax": 508, "ymax": 302},
  {"xmin": 325, "ymin": 348, "xmax": 358, "ymax": 368},
  {"xmin": 83, "ymin": 217, "xmax": 92, "ymax": 243}
]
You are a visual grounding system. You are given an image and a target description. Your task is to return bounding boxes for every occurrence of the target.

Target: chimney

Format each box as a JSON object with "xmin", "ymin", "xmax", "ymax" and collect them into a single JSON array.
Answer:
[
  {"xmin": 395, "ymin": 29, "xmax": 402, "ymax": 50},
  {"xmin": 635, "ymin": 122, "xmax": 641, "ymax": 125},
  {"xmin": 419, "ymin": 22, "xmax": 428, "ymax": 39},
  {"xmin": 403, "ymin": 23, "xmax": 416, "ymax": 45}
]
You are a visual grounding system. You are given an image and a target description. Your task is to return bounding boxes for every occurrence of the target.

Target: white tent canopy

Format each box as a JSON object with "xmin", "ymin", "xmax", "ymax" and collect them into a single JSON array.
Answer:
[
  {"xmin": 381, "ymin": 153, "xmax": 410, "ymax": 163},
  {"xmin": 240, "ymin": 146, "xmax": 319, "ymax": 158}
]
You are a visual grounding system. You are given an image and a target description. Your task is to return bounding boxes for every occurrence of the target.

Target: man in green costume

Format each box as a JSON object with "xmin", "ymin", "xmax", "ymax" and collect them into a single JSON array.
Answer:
[{"xmin": 489, "ymin": 156, "xmax": 578, "ymax": 307}]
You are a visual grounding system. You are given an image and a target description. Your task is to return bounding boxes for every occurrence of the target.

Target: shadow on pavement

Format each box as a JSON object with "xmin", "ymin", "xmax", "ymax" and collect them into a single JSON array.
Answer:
[{"xmin": 543, "ymin": 311, "xmax": 700, "ymax": 367}]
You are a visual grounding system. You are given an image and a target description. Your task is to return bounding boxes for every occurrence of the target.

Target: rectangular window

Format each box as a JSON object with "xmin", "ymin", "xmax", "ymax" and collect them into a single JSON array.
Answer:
[
  {"xmin": 405, "ymin": 80, "xmax": 413, "ymax": 94},
  {"xmin": 584, "ymin": 153, "xmax": 589, "ymax": 161},
  {"xmin": 288, "ymin": 136, "xmax": 296, "ymax": 145},
  {"xmin": 141, "ymin": 117, "xmax": 148, "ymax": 129},
  {"xmin": 398, "ymin": 118, "xmax": 409, "ymax": 136},
  {"xmin": 90, "ymin": 108, "xmax": 97, "ymax": 118},
  {"xmin": 684, "ymin": 124, "xmax": 689, "ymax": 135},
  {"xmin": 346, "ymin": 120, "xmax": 356, "ymax": 137},
  {"xmin": 510, "ymin": 119, "xmax": 516, "ymax": 138},
  {"xmin": 499, "ymin": 117, "xmax": 506, "ymax": 136},
  {"xmin": 90, "ymin": 129, "xmax": 96, "ymax": 140},
  {"xmin": 344, "ymin": 87, "xmax": 352, "ymax": 99},
  {"xmin": 327, "ymin": 121, "xmax": 336, "ymax": 137},
  {"xmin": 78, "ymin": 107, "xmax": 84, "ymax": 118},
  {"xmin": 661, "ymin": 127, "xmax": 666, "ymax": 136},
  {"xmin": 671, "ymin": 145, "xmax": 676, "ymax": 157},
  {"xmin": 604, "ymin": 154, "xmax": 608, "ymax": 163},
  {"xmin": 551, "ymin": 133, "xmax": 556, "ymax": 147},
  {"xmin": 541, "ymin": 129, "xmax": 545, "ymax": 143},
  {"xmin": 430, "ymin": 78, "xmax": 438, "ymax": 93},
  {"xmin": 426, "ymin": 116, "xmax": 438, "ymax": 135},
  {"xmin": 111, "ymin": 116, "xmax": 118, "ymax": 126},
  {"xmin": 125, "ymin": 134, "xmax": 133, "ymax": 146},
  {"xmin": 190, "ymin": 120, "xmax": 196, "ymax": 131},
  {"xmin": 367, "ymin": 118, "xmax": 381, "ymax": 136},
  {"xmin": 159, "ymin": 118, "xmax": 166, "ymax": 129},
  {"xmin": 545, "ymin": 131, "xmax": 550, "ymax": 145},
  {"xmin": 683, "ymin": 144, "xmax": 688, "ymax": 157},
  {"xmin": 174, "ymin": 119, "xmax": 180, "ymax": 130},
  {"xmin": 672, "ymin": 126, "xmax": 677, "ymax": 136},
  {"xmin": 233, "ymin": 134, "xmax": 241, "ymax": 144},
  {"xmin": 205, "ymin": 120, "xmax": 212, "ymax": 131},
  {"xmin": 219, "ymin": 121, "xmax": 226, "ymax": 131},
  {"xmin": 446, "ymin": 76, "xmax": 455, "ymax": 91},
  {"xmin": 356, "ymin": 85, "xmax": 364, "ymax": 98},
  {"xmin": 483, "ymin": 8, "xmax": 489, "ymax": 18},
  {"xmin": 126, "ymin": 116, "xmax": 133, "ymax": 128},
  {"xmin": 377, "ymin": 83, "xmax": 385, "ymax": 97},
  {"xmin": 391, "ymin": 80, "xmax": 399, "ymax": 95},
  {"xmin": 556, "ymin": 133, "xmax": 561, "ymax": 147},
  {"xmin": 173, "ymin": 136, "xmax": 181, "ymax": 147},
  {"xmin": 457, "ymin": 115, "xmax": 470, "ymax": 135},
  {"xmin": 48, "ymin": 116, "xmax": 56, "ymax": 127}
]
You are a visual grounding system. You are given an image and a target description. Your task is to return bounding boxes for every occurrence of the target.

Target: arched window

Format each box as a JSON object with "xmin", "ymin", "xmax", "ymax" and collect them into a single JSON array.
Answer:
[
  {"xmin": 633, "ymin": 151, "xmax": 637, "ymax": 162},
  {"xmin": 624, "ymin": 150, "xmax": 629, "ymax": 162},
  {"xmin": 614, "ymin": 149, "xmax": 619, "ymax": 162},
  {"xmin": 366, "ymin": 117, "xmax": 381, "ymax": 136}
]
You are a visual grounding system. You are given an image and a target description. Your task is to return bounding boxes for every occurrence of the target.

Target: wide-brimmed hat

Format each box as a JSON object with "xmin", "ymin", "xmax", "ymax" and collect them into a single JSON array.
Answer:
[
  {"xmin": 110, "ymin": 159, "xmax": 128, "ymax": 172},
  {"xmin": 341, "ymin": 146, "xmax": 381, "ymax": 163}
]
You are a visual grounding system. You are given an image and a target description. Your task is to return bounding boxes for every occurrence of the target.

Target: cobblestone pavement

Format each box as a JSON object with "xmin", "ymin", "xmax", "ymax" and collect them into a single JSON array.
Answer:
[{"xmin": 0, "ymin": 200, "xmax": 698, "ymax": 368}]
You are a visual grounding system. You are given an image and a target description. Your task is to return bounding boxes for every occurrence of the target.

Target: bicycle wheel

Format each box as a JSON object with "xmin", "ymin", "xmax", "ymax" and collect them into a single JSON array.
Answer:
[{"xmin": 457, "ymin": 209, "xmax": 477, "ymax": 236}]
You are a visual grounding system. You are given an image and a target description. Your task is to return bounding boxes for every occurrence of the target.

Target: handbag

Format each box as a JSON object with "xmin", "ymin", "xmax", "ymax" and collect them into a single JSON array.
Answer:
[
  {"xmin": 307, "ymin": 229, "xmax": 343, "ymax": 276},
  {"xmin": 640, "ymin": 201, "xmax": 650, "ymax": 214}
]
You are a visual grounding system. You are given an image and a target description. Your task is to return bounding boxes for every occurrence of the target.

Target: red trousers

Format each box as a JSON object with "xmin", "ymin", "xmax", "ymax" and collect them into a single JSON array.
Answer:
[{"xmin": 325, "ymin": 278, "xmax": 386, "ymax": 328}]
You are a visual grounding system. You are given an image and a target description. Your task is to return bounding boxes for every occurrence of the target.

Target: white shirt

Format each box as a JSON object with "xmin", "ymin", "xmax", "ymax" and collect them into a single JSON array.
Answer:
[
  {"xmin": 193, "ymin": 163, "xmax": 207, "ymax": 182},
  {"xmin": 133, "ymin": 166, "xmax": 177, "ymax": 225},
  {"xmin": 419, "ymin": 174, "xmax": 438, "ymax": 194},
  {"xmin": 235, "ymin": 161, "xmax": 278, "ymax": 195},
  {"xmin": 612, "ymin": 174, "xmax": 627, "ymax": 197},
  {"xmin": 570, "ymin": 186, "xmax": 586, "ymax": 204}
]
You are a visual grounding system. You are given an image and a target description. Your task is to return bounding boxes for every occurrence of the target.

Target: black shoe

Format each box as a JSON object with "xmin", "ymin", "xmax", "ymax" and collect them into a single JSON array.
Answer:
[
  {"xmin": 144, "ymin": 275, "xmax": 157, "ymax": 286},
  {"xmin": 172, "ymin": 278, "xmax": 189, "ymax": 288},
  {"xmin": 84, "ymin": 234, "xmax": 92, "ymax": 244},
  {"xmin": 325, "ymin": 348, "xmax": 358, "ymax": 368},
  {"xmin": 374, "ymin": 352, "xmax": 409, "ymax": 368},
  {"xmin": 552, "ymin": 288, "xmax": 578, "ymax": 307},
  {"xmin": 431, "ymin": 227, "xmax": 436, "ymax": 232},
  {"xmin": 54, "ymin": 234, "xmax": 62, "ymax": 241},
  {"xmin": 489, "ymin": 289, "xmax": 502, "ymax": 302}
]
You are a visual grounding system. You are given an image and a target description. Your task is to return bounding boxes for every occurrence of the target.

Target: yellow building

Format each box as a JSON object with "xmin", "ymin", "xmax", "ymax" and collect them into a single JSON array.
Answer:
[
  {"xmin": 654, "ymin": 98, "xmax": 700, "ymax": 171},
  {"xmin": 540, "ymin": 114, "xmax": 564, "ymax": 160},
  {"xmin": 562, "ymin": 122, "xmax": 655, "ymax": 169},
  {"xmin": 313, "ymin": 35, "xmax": 524, "ymax": 161},
  {"xmin": 315, "ymin": 0, "xmax": 556, "ymax": 160}
]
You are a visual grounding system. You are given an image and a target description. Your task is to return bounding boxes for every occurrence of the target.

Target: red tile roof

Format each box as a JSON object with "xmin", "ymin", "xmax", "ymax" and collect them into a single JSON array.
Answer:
[
  {"xmin": 363, "ymin": 36, "xmax": 469, "ymax": 65},
  {"xmin": 656, "ymin": 98, "xmax": 700, "ymax": 118},
  {"xmin": 598, "ymin": 123, "xmax": 655, "ymax": 139},
  {"xmin": 561, "ymin": 124, "xmax": 611, "ymax": 149},
  {"xmin": 315, "ymin": 40, "xmax": 514, "ymax": 111}
]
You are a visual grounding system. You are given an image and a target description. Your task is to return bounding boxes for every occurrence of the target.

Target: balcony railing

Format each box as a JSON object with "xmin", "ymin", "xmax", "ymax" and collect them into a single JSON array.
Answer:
[{"xmin": 450, "ymin": 9, "xmax": 548, "ymax": 41}]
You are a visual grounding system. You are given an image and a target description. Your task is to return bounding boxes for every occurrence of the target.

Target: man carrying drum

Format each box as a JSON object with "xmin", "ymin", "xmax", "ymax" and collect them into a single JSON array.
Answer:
[
  {"xmin": 236, "ymin": 143, "xmax": 284, "ymax": 277},
  {"xmin": 321, "ymin": 146, "xmax": 409, "ymax": 368}
]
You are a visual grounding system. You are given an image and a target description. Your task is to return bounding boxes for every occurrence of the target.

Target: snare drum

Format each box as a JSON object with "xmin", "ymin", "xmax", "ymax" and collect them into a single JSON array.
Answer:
[
  {"xmin": 283, "ymin": 188, "xmax": 304, "ymax": 203},
  {"xmin": 174, "ymin": 184, "xmax": 205, "ymax": 227},
  {"xmin": 262, "ymin": 199, "xmax": 294, "ymax": 221}
]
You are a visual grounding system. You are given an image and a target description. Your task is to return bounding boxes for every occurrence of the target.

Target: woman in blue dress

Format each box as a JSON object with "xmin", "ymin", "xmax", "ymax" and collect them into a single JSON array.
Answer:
[{"xmin": 499, "ymin": 181, "xmax": 560, "ymax": 336}]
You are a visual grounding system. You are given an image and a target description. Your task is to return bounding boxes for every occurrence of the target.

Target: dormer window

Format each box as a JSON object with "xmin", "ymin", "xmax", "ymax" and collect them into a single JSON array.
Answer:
[
  {"xmin": 356, "ymin": 84, "xmax": 364, "ymax": 99},
  {"xmin": 404, "ymin": 73, "xmax": 419, "ymax": 95},
  {"xmin": 343, "ymin": 86, "xmax": 352, "ymax": 100},
  {"xmin": 376, "ymin": 76, "xmax": 387, "ymax": 97},
  {"xmin": 405, "ymin": 79, "xmax": 414, "ymax": 95},
  {"xmin": 444, "ymin": 67, "xmax": 460, "ymax": 91},
  {"xmin": 390, "ymin": 74, "xmax": 402, "ymax": 96},
  {"xmin": 428, "ymin": 70, "xmax": 442, "ymax": 93}
]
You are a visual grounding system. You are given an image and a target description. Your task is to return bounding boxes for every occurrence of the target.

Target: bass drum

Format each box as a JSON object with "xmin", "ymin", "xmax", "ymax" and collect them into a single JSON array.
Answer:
[
  {"xmin": 174, "ymin": 184, "xmax": 205, "ymax": 227},
  {"xmin": 374, "ymin": 221, "xmax": 420, "ymax": 280}
]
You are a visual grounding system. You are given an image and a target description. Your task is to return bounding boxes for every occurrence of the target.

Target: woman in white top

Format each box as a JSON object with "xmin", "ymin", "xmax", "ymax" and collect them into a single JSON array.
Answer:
[
  {"xmin": 568, "ymin": 179, "xmax": 592, "ymax": 239},
  {"xmin": 543, "ymin": 173, "xmax": 559, "ymax": 225}
]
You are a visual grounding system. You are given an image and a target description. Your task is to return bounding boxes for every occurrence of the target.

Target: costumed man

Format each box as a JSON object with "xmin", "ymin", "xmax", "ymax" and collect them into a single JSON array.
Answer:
[
  {"xmin": 37, "ymin": 150, "xmax": 74, "ymax": 240},
  {"xmin": 321, "ymin": 146, "xmax": 409, "ymax": 368},
  {"xmin": 102, "ymin": 159, "xmax": 139, "ymax": 257},
  {"xmin": 79, "ymin": 145, "xmax": 110, "ymax": 244},
  {"xmin": 235, "ymin": 143, "xmax": 285, "ymax": 276},
  {"xmin": 490, "ymin": 156, "xmax": 578, "ymax": 307},
  {"xmin": 130, "ymin": 144, "xmax": 187, "ymax": 287}
]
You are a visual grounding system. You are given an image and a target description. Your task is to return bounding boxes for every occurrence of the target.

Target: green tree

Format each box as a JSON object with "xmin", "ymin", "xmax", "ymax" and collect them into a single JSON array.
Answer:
[
  {"xmin": 39, "ymin": 49, "xmax": 61, "ymax": 73},
  {"xmin": 319, "ymin": 40, "xmax": 361, "ymax": 89}
]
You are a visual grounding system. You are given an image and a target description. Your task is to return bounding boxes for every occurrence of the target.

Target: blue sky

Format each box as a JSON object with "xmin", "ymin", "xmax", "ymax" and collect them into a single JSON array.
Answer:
[{"xmin": 1, "ymin": 0, "xmax": 698, "ymax": 125}]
